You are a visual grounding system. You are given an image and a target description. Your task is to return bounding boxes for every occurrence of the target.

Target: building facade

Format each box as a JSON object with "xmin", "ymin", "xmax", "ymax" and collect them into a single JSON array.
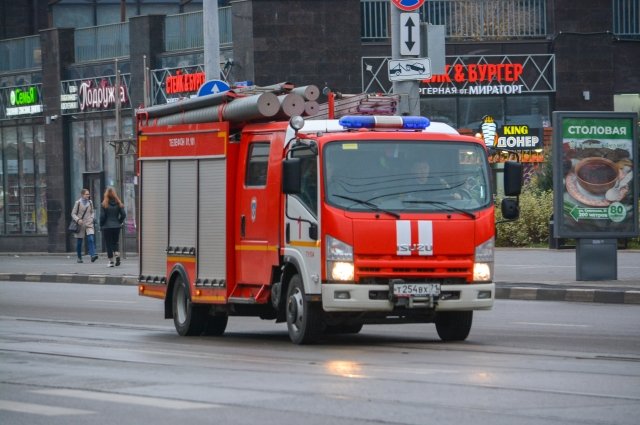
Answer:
[{"xmin": 0, "ymin": 0, "xmax": 638, "ymax": 252}]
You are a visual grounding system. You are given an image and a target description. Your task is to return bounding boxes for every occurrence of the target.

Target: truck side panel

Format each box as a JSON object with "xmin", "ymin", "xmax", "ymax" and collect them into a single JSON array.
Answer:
[
  {"xmin": 197, "ymin": 158, "xmax": 227, "ymax": 285},
  {"xmin": 169, "ymin": 160, "xmax": 197, "ymax": 251},
  {"xmin": 140, "ymin": 160, "xmax": 169, "ymax": 287}
]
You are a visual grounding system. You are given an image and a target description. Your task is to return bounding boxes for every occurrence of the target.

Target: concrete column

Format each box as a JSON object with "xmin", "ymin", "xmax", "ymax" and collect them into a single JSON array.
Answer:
[
  {"xmin": 40, "ymin": 27, "xmax": 74, "ymax": 252},
  {"xmin": 129, "ymin": 15, "xmax": 165, "ymax": 108}
]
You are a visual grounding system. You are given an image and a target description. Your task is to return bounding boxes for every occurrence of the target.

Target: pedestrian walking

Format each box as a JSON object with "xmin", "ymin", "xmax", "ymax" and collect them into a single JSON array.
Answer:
[
  {"xmin": 100, "ymin": 187, "xmax": 126, "ymax": 267},
  {"xmin": 71, "ymin": 188, "xmax": 98, "ymax": 263}
]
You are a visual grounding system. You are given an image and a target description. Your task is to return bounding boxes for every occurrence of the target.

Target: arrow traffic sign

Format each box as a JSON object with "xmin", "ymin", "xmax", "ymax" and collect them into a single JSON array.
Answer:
[
  {"xmin": 197, "ymin": 79, "xmax": 231, "ymax": 97},
  {"xmin": 400, "ymin": 13, "xmax": 420, "ymax": 56}
]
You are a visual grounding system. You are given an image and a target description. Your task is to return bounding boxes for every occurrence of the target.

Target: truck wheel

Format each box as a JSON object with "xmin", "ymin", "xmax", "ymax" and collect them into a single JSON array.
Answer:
[
  {"xmin": 204, "ymin": 315, "xmax": 228, "ymax": 336},
  {"xmin": 435, "ymin": 311, "xmax": 473, "ymax": 342},
  {"xmin": 172, "ymin": 275, "xmax": 206, "ymax": 336},
  {"xmin": 286, "ymin": 274, "xmax": 325, "ymax": 344}
]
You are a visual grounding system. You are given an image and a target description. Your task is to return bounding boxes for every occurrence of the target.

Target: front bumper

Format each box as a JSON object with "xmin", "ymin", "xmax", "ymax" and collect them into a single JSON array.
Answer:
[{"xmin": 321, "ymin": 282, "xmax": 494, "ymax": 312}]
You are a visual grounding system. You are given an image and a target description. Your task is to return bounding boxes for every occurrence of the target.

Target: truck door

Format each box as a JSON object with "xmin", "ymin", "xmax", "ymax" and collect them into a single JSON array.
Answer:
[{"xmin": 235, "ymin": 134, "xmax": 280, "ymax": 286}]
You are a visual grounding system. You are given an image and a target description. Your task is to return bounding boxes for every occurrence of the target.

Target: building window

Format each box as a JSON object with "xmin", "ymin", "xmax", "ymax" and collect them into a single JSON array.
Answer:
[
  {"xmin": 614, "ymin": 0, "xmax": 640, "ymax": 38},
  {"xmin": 0, "ymin": 124, "xmax": 46, "ymax": 235}
]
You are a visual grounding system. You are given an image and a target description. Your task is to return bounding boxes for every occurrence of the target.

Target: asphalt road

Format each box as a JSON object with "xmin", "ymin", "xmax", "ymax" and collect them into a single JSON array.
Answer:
[{"xmin": 1, "ymin": 280, "xmax": 639, "ymax": 425}]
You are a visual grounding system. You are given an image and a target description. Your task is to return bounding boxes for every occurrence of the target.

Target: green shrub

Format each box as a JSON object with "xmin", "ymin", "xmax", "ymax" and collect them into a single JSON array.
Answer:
[
  {"xmin": 495, "ymin": 184, "xmax": 553, "ymax": 247},
  {"xmin": 495, "ymin": 181, "xmax": 640, "ymax": 248}
]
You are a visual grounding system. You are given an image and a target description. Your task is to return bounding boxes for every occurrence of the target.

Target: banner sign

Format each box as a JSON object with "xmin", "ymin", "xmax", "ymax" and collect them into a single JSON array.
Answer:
[
  {"xmin": 553, "ymin": 112, "xmax": 639, "ymax": 238},
  {"xmin": 362, "ymin": 54, "xmax": 555, "ymax": 96},
  {"xmin": 150, "ymin": 65, "xmax": 206, "ymax": 106},
  {"xmin": 1, "ymin": 84, "xmax": 43, "ymax": 119},
  {"xmin": 419, "ymin": 55, "xmax": 555, "ymax": 96},
  {"xmin": 60, "ymin": 74, "xmax": 131, "ymax": 114}
]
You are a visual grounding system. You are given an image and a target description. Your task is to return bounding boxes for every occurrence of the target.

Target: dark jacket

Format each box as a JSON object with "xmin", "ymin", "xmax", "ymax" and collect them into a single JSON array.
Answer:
[{"xmin": 100, "ymin": 200, "xmax": 126, "ymax": 229}]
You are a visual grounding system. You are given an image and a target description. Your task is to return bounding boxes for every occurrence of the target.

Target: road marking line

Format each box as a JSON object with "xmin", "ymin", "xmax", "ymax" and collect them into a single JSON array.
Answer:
[
  {"xmin": 513, "ymin": 321, "xmax": 590, "ymax": 328},
  {"xmin": 33, "ymin": 389, "xmax": 218, "ymax": 410},
  {"xmin": 87, "ymin": 299, "xmax": 138, "ymax": 304},
  {"xmin": 0, "ymin": 400, "xmax": 93, "ymax": 416}
]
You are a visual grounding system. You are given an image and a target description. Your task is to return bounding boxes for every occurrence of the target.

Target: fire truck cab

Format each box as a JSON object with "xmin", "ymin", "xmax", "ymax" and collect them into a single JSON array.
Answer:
[{"xmin": 137, "ymin": 113, "xmax": 522, "ymax": 344}]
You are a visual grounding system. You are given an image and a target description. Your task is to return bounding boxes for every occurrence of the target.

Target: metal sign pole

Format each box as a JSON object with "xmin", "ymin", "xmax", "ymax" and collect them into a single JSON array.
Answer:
[{"xmin": 391, "ymin": 5, "xmax": 420, "ymax": 115}]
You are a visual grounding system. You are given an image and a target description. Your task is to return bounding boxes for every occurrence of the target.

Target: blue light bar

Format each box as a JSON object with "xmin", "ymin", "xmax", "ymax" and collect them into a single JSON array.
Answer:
[{"xmin": 339, "ymin": 115, "xmax": 430, "ymax": 130}]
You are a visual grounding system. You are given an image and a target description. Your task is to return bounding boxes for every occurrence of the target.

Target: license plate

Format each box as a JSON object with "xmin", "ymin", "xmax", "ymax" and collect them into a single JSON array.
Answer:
[{"xmin": 393, "ymin": 283, "xmax": 441, "ymax": 298}]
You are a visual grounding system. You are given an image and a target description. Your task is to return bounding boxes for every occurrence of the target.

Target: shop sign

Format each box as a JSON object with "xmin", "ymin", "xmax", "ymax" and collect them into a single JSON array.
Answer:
[
  {"xmin": 480, "ymin": 115, "xmax": 544, "ymax": 163},
  {"xmin": 1, "ymin": 84, "xmax": 43, "ymax": 119},
  {"xmin": 552, "ymin": 112, "xmax": 638, "ymax": 239},
  {"xmin": 150, "ymin": 65, "xmax": 206, "ymax": 105},
  {"xmin": 60, "ymin": 74, "xmax": 131, "ymax": 114},
  {"xmin": 417, "ymin": 54, "xmax": 555, "ymax": 96},
  {"xmin": 166, "ymin": 71, "xmax": 206, "ymax": 95}
]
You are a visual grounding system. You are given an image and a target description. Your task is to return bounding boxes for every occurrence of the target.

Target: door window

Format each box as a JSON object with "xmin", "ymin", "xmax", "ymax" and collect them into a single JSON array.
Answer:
[{"xmin": 245, "ymin": 143, "xmax": 270, "ymax": 187}]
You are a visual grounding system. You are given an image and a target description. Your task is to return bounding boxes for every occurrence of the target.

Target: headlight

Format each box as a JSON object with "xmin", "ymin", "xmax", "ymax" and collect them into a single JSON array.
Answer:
[
  {"xmin": 326, "ymin": 235, "xmax": 354, "ymax": 282},
  {"xmin": 473, "ymin": 237, "xmax": 494, "ymax": 282}
]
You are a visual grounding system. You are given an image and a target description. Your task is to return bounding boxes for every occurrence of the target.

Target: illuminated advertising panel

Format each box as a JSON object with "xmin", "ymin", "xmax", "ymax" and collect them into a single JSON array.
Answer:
[{"xmin": 553, "ymin": 112, "xmax": 638, "ymax": 238}]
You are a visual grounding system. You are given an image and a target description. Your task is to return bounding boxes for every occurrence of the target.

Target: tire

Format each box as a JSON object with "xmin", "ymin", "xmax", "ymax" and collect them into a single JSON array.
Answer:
[
  {"xmin": 172, "ymin": 275, "xmax": 207, "ymax": 336},
  {"xmin": 204, "ymin": 315, "xmax": 228, "ymax": 336},
  {"xmin": 435, "ymin": 311, "xmax": 473, "ymax": 342},
  {"xmin": 286, "ymin": 274, "xmax": 325, "ymax": 344}
]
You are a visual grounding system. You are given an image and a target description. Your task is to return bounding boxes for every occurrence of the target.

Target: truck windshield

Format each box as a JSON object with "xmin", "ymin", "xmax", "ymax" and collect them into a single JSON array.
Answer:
[{"xmin": 323, "ymin": 141, "xmax": 491, "ymax": 213}]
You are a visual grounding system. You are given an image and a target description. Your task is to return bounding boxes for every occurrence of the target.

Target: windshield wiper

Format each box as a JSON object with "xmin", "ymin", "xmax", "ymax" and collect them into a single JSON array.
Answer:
[
  {"xmin": 333, "ymin": 194, "xmax": 400, "ymax": 219},
  {"xmin": 403, "ymin": 199, "xmax": 476, "ymax": 219}
]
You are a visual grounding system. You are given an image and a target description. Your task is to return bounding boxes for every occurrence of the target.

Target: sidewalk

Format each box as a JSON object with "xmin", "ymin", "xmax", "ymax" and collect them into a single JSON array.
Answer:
[{"xmin": 1, "ymin": 249, "xmax": 639, "ymax": 304}]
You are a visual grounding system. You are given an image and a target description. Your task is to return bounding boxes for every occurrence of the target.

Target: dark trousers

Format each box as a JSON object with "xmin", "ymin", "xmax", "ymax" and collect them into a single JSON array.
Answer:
[{"xmin": 103, "ymin": 228, "xmax": 121, "ymax": 259}]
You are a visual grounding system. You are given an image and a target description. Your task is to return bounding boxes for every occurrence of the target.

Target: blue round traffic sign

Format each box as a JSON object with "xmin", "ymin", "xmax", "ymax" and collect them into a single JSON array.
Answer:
[
  {"xmin": 391, "ymin": 0, "xmax": 425, "ymax": 12},
  {"xmin": 197, "ymin": 79, "xmax": 231, "ymax": 97}
]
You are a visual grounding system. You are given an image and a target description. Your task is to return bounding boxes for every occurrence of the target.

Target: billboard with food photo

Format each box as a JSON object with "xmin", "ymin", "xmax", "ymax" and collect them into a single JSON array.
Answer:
[{"xmin": 553, "ymin": 112, "xmax": 638, "ymax": 238}]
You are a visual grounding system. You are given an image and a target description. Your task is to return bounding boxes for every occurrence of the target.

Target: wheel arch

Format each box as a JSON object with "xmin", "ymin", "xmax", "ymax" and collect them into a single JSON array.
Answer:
[{"xmin": 164, "ymin": 264, "xmax": 190, "ymax": 319}]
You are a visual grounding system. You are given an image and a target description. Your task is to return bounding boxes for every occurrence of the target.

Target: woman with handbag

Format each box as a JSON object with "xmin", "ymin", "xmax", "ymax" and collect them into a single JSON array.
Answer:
[
  {"xmin": 100, "ymin": 187, "xmax": 126, "ymax": 267},
  {"xmin": 71, "ymin": 188, "xmax": 97, "ymax": 263}
]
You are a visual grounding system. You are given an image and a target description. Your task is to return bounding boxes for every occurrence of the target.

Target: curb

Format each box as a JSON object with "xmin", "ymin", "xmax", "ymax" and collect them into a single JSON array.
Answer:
[
  {"xmin": 0, "ymin": 273, "xmax": 137, "ymax": 286},
  {"xmin": 495, "ymin": 286, "xmax": 640, "ymax": 305},
  {"xmin": 2, "ymin": 273, "xmax": 639, "ymax": 305}
]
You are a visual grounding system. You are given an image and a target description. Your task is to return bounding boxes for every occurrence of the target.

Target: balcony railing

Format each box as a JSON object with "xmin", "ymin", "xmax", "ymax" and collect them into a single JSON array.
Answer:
[
  {"xmin": 165, "ymin": 7, "xmax": 232, "ymax": 51},
  {"xmin": 361, "ymin": 0, "xmax": 547, "ymax": 41},
  {"xmin": 0, "ymin": 35, "xmax": 41, "ymax": 72},
  {"xmin": 614, "ymin": 0, "xmax": 640, "ymax": 37},
  {"xmin": 75, "ymin": 22, "xmax": 130, "ymax": 62}
]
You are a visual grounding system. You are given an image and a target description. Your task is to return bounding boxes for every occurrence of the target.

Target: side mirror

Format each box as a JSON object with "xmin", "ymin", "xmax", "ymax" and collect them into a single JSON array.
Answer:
[
  {"xmin": 501, "ymin": 198, "xmax": 519, "ymax": 220},
  {"xmin": 504, "ymin": 161, "xmax": 523, "ymax": 196},
  {"xmin": 308, "ymin": 223, "xmax": 318, "ymax": 241},
  {"xmin": 282, "ymin": 158, "xmax": 302, "ymax": 194}
]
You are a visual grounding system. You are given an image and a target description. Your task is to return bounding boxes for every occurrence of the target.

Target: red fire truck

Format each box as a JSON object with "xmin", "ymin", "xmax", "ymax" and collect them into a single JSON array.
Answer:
[{"xmin": 136, "ymin": 92, "xmax": 522, "ymax": 344}]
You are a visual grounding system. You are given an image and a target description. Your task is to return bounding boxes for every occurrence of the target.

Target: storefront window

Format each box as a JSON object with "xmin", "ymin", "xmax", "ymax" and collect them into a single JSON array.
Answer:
[
  {"xmin": 420, "ymin": 98, "xmax": 457, "ymax": 128},
  {"xmin": 103, "ymin": 118, "xmax": 118, "ymax": 187},
  {"xmin": 505, "ymin": 96, "xmax": 550, "ymax": 128},
  {"xmin": 459, "ymin": 97, "xmax": 504, "ymax": 131},
  {"xmin": 4, "ymin": 128, "xmax": 20, "ymax": 234},
  {"xmin": 0, "ymin": 124, "xmax": 47, "ymax": 235},
  {"xmin": 71, "ymin": 121, "xmax": 87, "ymax": 199},
  {"xmin": 34, "ymin": 126, "xmax": 47, "ymax": 233},
  {"xmin": 0, "ymin": 138, "xmax": 4, "ymax": 235},
  {"xmin": 86, "ymin": 120, "xmax": 103, "ymax": 172},
  {"xmin": 19, "ymin": 126, "xmax": 36, "ymax": 233}
]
